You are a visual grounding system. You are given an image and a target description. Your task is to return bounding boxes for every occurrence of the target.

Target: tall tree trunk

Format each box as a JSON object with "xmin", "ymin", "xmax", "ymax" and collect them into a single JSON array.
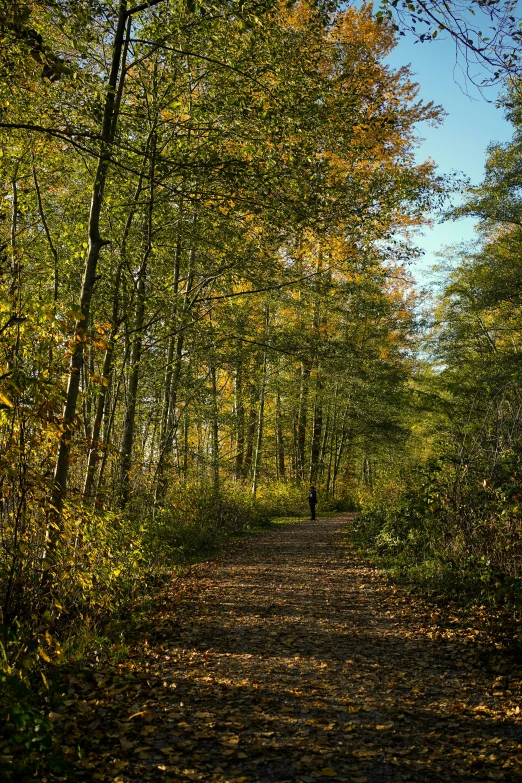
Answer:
[
  {"xmin": 83, "ymin": 265, "xmax": 122, "ymax": 499},
  {"xmin": 244, "ymin": 399, "xmax": 257, "ymax": 478},
  {"xmin": 297, "ymin": 361, "xmax": 310, "ymax": 481},
  {"xmin": 332, "ymin": 407, "xmax": 350, "ymax": 499},
  {"xmin": 158, "ymin": 238, "xmax": 182, "ymax": 454},
  {"xmin": 168, "ymin": 247, "xmax": 196, "ymax": 428},
  {"xmin": 8, "ymin": 162, "xmax": 24, "ymax": 374},
  {"xmin": 51, "ymin": 2, "xmax": 130, "ymax": 521},
  {"xmin": 276, "ymin": 388, "xmax": 285, "ymax": 480},
  {"xmin": 252, "ymin": 306, "xmax": 269, "ymax": 497},
  {"xmin": 9, "ymin": 164, "xmax": 20, "ymax": 310},
  {"xmin": 292, "ymin": 411, "xmax": 298, "ymax": 480},
  {"xmin": 182, "ymin": 412, "xmax": 189, "ymax": 477},
  {"xmin": 119, "ymin": 257, "xmax": 147, "ymax": 507},
  {"xmin": 119, "ymin": 133, "xmax": 156, "ymax": 507},
  {"xmin": 234, "ymin": 346, "xmax": 245, "ymax": 481},
  {"xmin": 318, "ymin": 410, "xmax": 330, "ymax": 484},
  {"xmin": 309, "ymin": 385, "xmax": 323, "ymax": 485},
  {"xmin": 155, "ymin": 244, "xmax": 195, "ymax": 499},
  {"xmin": 210, "ymin": 364, "xmax": 220, "ymax": 490},
  {"xmin": 83, "ymin": 158, "xmax": 146, "ymax": 500},
  {"xmin": 94, "ymin": 343, "xmax": 129, "ymax": 504},
  {"xmin": 325, "ymin": 389, "xmax": 338, "ymax": 498}
]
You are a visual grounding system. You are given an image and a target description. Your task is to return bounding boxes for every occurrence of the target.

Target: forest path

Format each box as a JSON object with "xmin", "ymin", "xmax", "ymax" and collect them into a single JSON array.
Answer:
[{"xmin": 66, "ymin": 515, "xmax": 522, "ymax": 783}]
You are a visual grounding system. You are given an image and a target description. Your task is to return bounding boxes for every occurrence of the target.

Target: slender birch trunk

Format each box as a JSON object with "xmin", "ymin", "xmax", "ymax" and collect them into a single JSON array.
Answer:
[
  {"xmin": 210, "ymin": 364, "xmax": 220, "ymax": 490},
  {"xmin": 234, "ymin": 346, "xmax": 245, "ymax": 480},
  {"xmin": 155, "ymin": 243, "xmax": 196, "ymax": 499},
  {"xmin": 119, "ymin": 132, "xmax": 156, "ymax": 507},
  {"xmin": 297, "ymin": 361, "xmax": 310, "ymax": 481},
  {"xmin": 244, "ymin": 401, "xmax": 257, "ymax": 478},
  {"xmin": 82, "ymin": 264, "xmax": 122, "ymax": 499},
  {"xmin": 252, "ymin": 306, "xmax": 269, "ymax": 497},
  {"xmin": 276, "ymin": 388, "xmax": 285, "ymax": 480},
  {"xmin": 309, "ymin": 385, "xmax": 323, "ymax": 485}
]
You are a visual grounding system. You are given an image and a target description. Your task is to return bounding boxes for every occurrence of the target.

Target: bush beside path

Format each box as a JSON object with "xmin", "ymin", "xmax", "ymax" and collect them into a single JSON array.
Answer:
[{"xmin": 30, "ymin": 515, "xmax": 522, "ymax": 781}]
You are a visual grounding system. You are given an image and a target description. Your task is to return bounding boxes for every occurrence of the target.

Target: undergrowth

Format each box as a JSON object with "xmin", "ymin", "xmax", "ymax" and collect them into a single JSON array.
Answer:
[
  {"xmin": 353, "ymin": 458, "xmax": 522, "ymax": 616},
  {"xmin": 0, "ymin": 479, "xmax": 314, "ymax": 778}
]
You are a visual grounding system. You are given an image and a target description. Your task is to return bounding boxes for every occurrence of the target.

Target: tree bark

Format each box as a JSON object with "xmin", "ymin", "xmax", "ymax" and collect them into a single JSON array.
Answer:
[
  {"xmin": 155, "ymin": 243, "xmax": 196, "ymax": 499},
  {"xmin": 82, "ymin": 265, "xmax": 122, "ymax": 499},
  {"xmin": 158, "ymin": 238, "xmax": 182, "ymax": 455},
  {"xmin": 210, "ymin": 363, "xmax": 220, "ymax": 490},
  {"xmin": 296, "ymin": 361, "xmax": 310, "ymax": 481},
  {"xmin": 276, "ymin": 388, "xmax": 285, "ymax": 480},
  {"xmin": 82, "ymin": 155, "xmax": 146, "ymax": 500},
  {"xmin": 309, "ymin": 384, "xmax": 323, "ymax": 485},
  {"xmin": 332, "ymin": 406, "xmax": 350, "ymax": 498},
  {"xmin": 51, "ymin": 1, "xmax": 130, "ymax": 520},
  {"xmin": 325, "ymin": 391, "xmax": 338, "ymax": 498},
  {"xmin": 119, "ymin": 132, "xmax": 156, "ymax": 507},
  {"xmin": 244, "ymin": 399, "xmax": 257, "ymax": 478},
  {"xmin": 252, "ymin": 306, "xmax": 269, "ymax": 497},
  {"xmin": 234, "ymin": 345, "xmax": 245, "ymax": 480}
]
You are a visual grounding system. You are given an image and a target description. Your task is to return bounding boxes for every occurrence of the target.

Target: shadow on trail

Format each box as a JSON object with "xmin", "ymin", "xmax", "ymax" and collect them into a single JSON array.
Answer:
[{"xmin": 65, "ymin": 516, "xmax": 522, "ymax": 783}]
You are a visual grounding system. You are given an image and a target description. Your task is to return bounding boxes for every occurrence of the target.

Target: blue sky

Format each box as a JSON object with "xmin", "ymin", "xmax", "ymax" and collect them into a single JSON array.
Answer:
[{"xmin": 385, "ymin": 31, "xmax": 513, "ymax": 283}]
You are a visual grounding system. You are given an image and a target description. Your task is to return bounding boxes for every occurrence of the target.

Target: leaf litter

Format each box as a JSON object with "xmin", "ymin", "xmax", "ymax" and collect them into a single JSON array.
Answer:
[{"xmin": 27, "ymin": 515, "xmax": 522, "ymax": 781}]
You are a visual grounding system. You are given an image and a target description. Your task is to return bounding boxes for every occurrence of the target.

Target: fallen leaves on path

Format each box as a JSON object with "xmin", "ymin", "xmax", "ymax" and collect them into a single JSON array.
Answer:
[{"xmin": 21, "ymin": 517, "xmax": 522, "ymax": 781}]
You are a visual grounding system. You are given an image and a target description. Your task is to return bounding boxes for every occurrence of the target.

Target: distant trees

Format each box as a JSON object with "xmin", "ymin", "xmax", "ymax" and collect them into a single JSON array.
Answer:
[{"xmin": 354, "ymin": 78, "xmax": 522, "ymax": 609}]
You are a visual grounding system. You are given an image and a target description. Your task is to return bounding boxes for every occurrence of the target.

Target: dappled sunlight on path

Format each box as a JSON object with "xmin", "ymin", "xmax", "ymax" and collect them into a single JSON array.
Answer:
[{"xmin": 65, "ymin": 515, "xmax": 522, "ymax": 782}]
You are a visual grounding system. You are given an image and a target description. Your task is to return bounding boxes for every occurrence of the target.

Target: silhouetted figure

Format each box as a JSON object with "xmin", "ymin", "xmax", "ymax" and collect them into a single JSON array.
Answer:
[{"xmin": 309, "ymin": 486, "xmax": 317, "ymax": 520}]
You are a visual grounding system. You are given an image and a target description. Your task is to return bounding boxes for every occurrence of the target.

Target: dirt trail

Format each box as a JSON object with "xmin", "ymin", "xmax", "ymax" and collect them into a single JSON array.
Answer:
[{"xmin": 65, "ymin": 515, "xmax": 522, "ymax": 783}]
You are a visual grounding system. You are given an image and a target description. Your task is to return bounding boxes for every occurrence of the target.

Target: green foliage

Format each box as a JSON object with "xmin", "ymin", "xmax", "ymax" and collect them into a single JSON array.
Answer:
[
  {"xmin": 0, "ymin": 477, "xmax": 306, "ymax": 774},
  {"xmin": 145, "ymin": 481, "xmax": 306, "ymax": 561},
  {"xmin": 352, "ymin": 81, "xmax": 522, "ymax": 617},
  {"xmin": 0, "ymin": 622, "xmax": 56, "ymax": 780},
  {"xmin": 355, "ymin": 453, "xmax": 522, "ymax": 612},
  {"xmin": 319, "ymin": 490, "xmax": 361, "ymax": 513}
]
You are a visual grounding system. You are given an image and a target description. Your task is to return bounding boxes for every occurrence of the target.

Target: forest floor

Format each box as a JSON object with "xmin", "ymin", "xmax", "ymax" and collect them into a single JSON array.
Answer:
[{"xmin": 48, "ymin": 514, "xmax": 522, "ymax": 783}]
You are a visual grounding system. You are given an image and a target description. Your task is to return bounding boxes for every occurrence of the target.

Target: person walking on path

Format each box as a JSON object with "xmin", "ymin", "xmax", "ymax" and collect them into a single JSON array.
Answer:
[{"xmin": 308, "ymin": 486, "xmax": 317, "ymax": 520}]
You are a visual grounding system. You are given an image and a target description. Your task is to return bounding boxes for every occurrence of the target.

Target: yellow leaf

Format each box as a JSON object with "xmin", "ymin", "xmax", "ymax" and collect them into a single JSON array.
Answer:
[
  {"xmin": 38, "ymin": 646, "xmax": 51, "ymax": 662},
  {"xmin": 0, "ymin": 392, "xmax": 13, "ymax": 407},
  {"xmin": 320, "ymin": 768, "xmax": 337, "ymax": 777}
]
